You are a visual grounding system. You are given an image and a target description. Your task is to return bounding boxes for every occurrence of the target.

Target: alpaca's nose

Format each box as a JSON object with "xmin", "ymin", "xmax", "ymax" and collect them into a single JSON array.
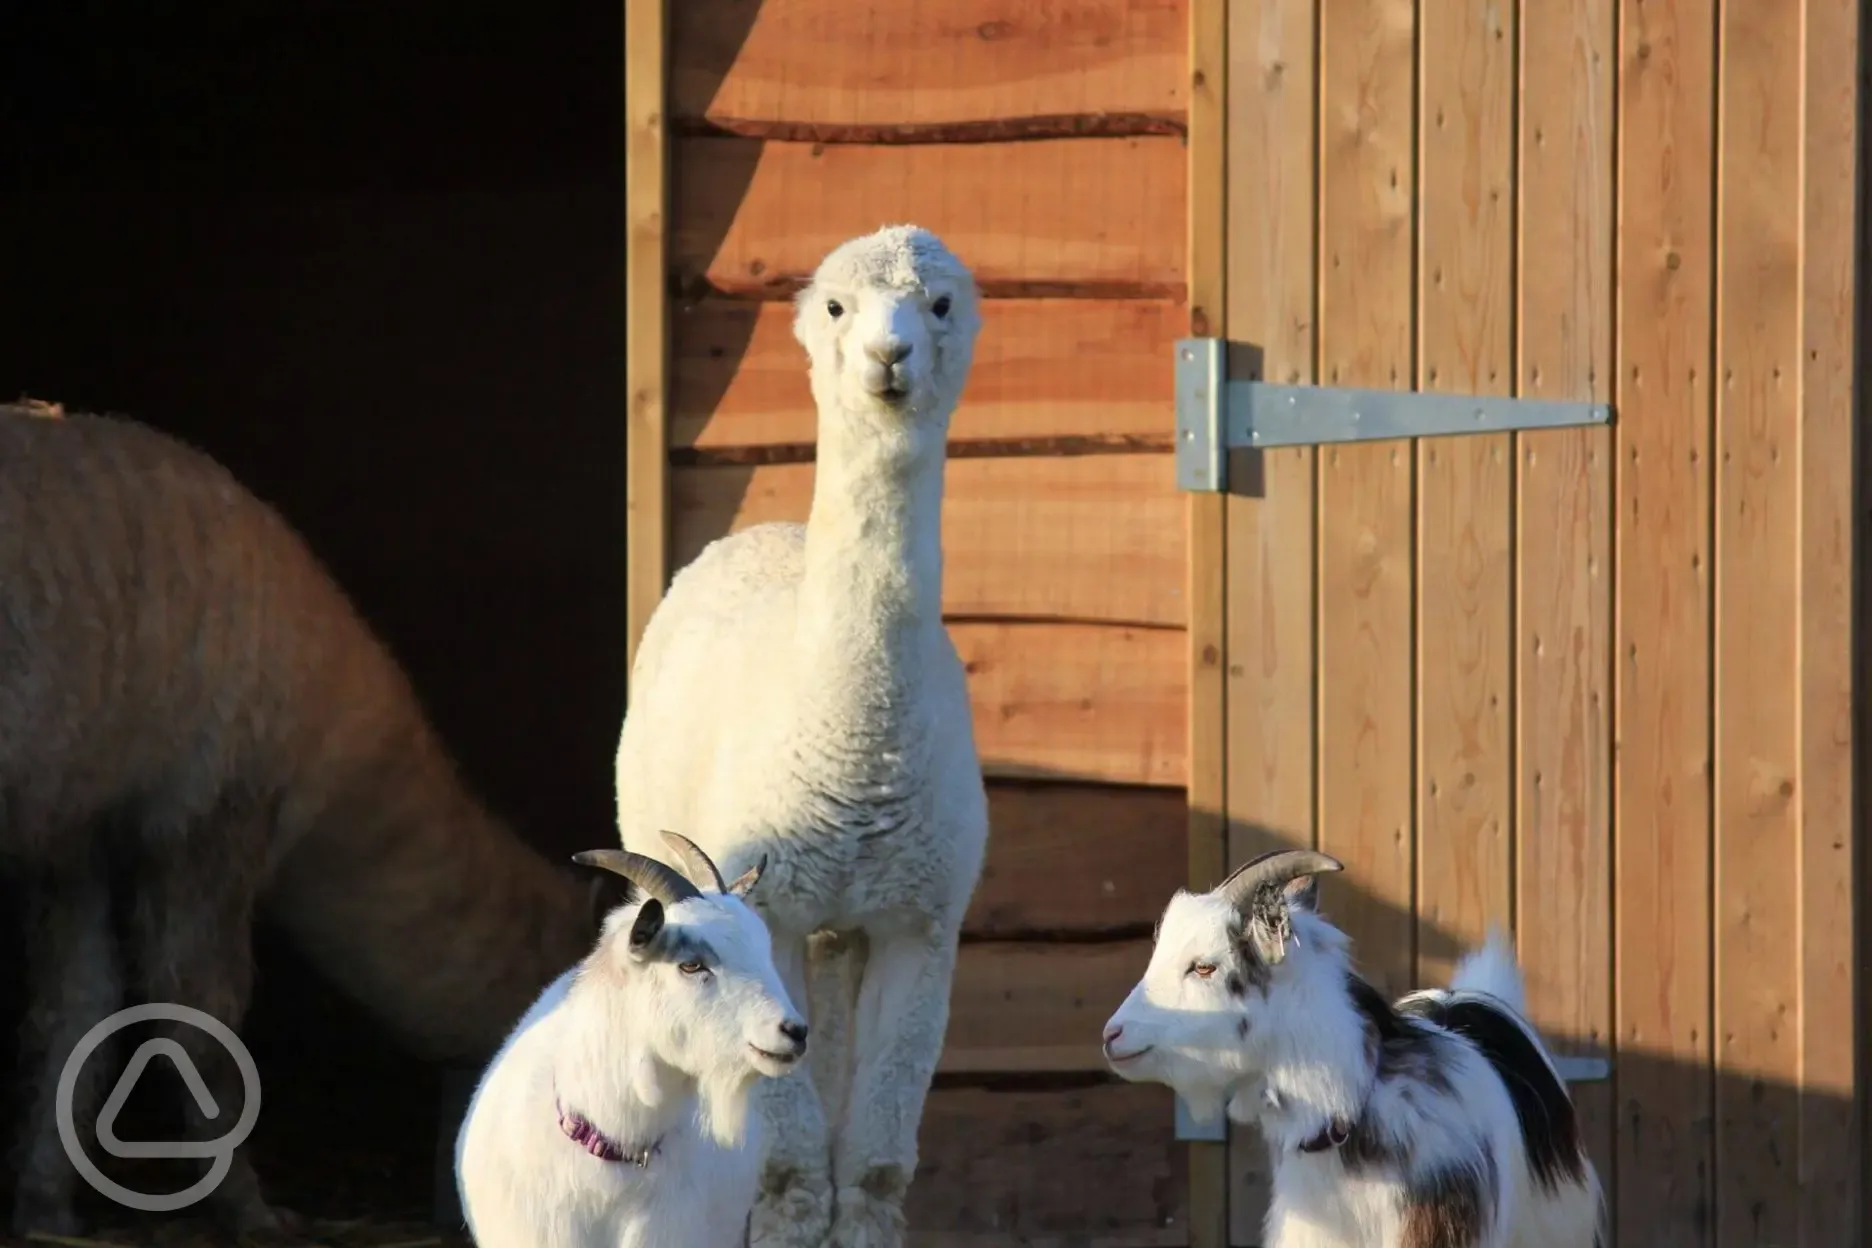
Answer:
[
  {"xmin": 778, "ymin": 1019, "xmax": 809, "ymax": 1046},
  {"xmin": 867, "ymin": 339, "xmax": 913, "ymax": 366}
]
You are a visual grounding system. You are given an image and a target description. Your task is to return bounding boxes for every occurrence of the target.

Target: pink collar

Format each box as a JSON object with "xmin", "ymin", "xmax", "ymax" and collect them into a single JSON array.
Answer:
[{"xmin": 554, "ymin": 1092, "xmax": 661, "ymax": 1168}]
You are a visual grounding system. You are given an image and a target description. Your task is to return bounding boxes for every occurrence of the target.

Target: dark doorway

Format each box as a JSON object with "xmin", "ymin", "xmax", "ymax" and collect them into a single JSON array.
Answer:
[{"xmin": 1, "ymin": 3, "xmax": 625, "ymax": 1229}]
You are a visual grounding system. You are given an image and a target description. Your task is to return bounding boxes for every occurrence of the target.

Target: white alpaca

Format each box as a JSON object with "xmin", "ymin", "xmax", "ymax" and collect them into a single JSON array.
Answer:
[
  {"xmin": 613, "ymin": 224, "xmax": 988, "ymax": 1247},
  {"xmin": 455, "ymin": 833, "xmax": 809, "ymax": 1248},
  {"xmin": 1103, "ymin": 851, "xmax": 1605, "ymax": 1248}
]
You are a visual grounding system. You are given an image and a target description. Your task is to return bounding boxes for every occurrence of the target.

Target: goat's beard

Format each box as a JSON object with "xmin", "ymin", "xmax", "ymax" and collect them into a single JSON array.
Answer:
[{"xmin": 695, "ymin": 1064, "xmax": 760, "ymax": 1147}]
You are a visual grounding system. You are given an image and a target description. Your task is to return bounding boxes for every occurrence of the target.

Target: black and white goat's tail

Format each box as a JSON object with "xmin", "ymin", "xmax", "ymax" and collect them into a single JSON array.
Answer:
[
  {"xmin": 1446, "ymin": 926, "xmax": 1528, "ymax": 1017},
  {"xmin": 1415, "ymin": 927, "xmax": 1609, "ymax": 1248}
]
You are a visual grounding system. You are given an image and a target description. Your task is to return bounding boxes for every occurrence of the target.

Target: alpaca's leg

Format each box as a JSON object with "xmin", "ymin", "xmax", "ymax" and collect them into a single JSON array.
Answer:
[
  {"xmin": 749, "ymin": 933, "xmax": 835, "ymax": 1248},
  {"xmin": 10, "ymin": 862, "xmax": 122, "ymax": 1238},
  {"xmin": 802, "ymin": 928, "xmax": 864, "ymax": 1134},
  {"xmin": 123, "ymin": 822, "xmax": 300, "ymax": 1238},
  {"xmin": 827, "ymin": 924, "xmax": 957, "ymax": 1248}
]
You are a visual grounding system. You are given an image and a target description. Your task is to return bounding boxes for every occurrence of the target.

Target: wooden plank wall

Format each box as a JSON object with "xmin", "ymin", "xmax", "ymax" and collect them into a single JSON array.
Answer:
[
  {"xmin": 1217, "ymin": 0, "xmax": 1863, "ymax": 1244},
  {"xmin": 646, "ymin": 1, "xmax": 1198, "ymax": 1241}
]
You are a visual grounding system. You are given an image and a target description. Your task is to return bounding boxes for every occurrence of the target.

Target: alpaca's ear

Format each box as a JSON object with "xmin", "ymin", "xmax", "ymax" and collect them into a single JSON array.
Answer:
[
  {"xmin": 627, "ymin": 898, "xmax": 665, "ymax": 957},
  {"xmin": 792, "ymin": 285, "xmax": 820, "ymax": 349}
]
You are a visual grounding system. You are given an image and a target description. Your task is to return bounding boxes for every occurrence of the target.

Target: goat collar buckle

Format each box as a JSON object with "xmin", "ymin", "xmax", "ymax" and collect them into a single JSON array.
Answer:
[
  {"xmin": 1297, "ymin": 1116, "xmax": 1353, "ymax": 1154},
  {"xmin": 555, "ymin": 1097, "xmax": 661, "ymax": 1168}
]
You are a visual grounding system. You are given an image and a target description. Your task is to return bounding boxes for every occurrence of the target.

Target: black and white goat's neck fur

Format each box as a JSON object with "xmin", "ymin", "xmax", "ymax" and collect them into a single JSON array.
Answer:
[{"xmin": 1103, "ymin": 850, "xmax": 1605, "ymax": 1248}]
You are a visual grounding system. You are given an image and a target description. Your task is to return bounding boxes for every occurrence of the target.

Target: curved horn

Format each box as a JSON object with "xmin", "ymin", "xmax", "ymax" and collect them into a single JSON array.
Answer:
[
  {"xmin": 1215, "ymin": 849, "xmax": 1344, "ymax": 910},
  {"xmin": 571, "ymin": 849, "xmax": 703, "ymax": 907},
  {"xmin": 659, "ymin": 830, "xmax": 729, "ymax": 894}
]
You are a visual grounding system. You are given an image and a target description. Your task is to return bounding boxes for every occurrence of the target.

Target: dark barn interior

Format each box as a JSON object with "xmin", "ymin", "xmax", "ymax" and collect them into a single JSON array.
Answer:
[{"xmin": 1, "ymin": 3, "xmax": 623, "ymax": 1232}]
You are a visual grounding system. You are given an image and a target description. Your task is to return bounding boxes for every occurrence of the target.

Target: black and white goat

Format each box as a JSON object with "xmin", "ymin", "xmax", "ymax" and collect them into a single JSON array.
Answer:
[
  {"xmin": 1102, "ymin": 850, "xmax": 1604, "ymax": 1248},
  {"xmin": 454, "ymin": 833, "xmax": 809, "ymax": 1248}
]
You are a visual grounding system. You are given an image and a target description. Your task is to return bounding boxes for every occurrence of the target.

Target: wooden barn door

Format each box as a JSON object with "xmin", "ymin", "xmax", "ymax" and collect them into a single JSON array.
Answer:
[{"xmin": 1188, "ymin": 0, "xmax": 1866, "ymax": 1245}]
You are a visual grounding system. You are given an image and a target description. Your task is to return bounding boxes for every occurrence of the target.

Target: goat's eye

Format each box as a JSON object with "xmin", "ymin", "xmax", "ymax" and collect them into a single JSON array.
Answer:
[
  {"xmin": 826, "ymin": 299, "xmax": 844, "ymax": 319},
  {"xmin": 678, "ymin": 960, "xmax": 707, "ymax": 976},
  {"xmin": 931, "ymin": 295, "xmax": 952, "ymax": 318},
  {"xmin": 1189, "ymin": 962, "xmax": 1218, "ymax": 979}
]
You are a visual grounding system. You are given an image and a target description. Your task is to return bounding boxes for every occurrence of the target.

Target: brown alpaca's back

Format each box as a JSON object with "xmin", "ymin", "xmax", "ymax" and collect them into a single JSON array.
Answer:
[
  {"xmin": 0, "ymin": 405, "xmax": 594, "ymax": 1237},
  {"xmin": 0, "ymin": 408, "xmax": 408, "ymax": 858}
]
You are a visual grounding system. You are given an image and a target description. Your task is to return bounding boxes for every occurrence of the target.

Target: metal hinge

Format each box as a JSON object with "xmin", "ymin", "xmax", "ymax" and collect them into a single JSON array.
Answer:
[
  {"xmin": 1174, "ymin": 337, "xmax": 1614, "ymax": 493},
  {"xmin": 1552, "ymin": 1054, "xmax": 1612, "ymax": 1083},
  {"xmin": 1175, "ymin": 1095, "xmax": 1230, "ymax": 1143}
]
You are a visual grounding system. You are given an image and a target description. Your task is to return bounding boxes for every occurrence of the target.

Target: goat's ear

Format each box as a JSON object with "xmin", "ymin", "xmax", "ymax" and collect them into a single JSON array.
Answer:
[
  {"xmin": 725, "ymin": 853, "xmax": 768, "ymax": 899},
  {"xmin": 1244, "ymin": 903, "xmax": 1295, "ymax": 965},
  {"xmin": 1245, "ymin": 874, "xmax": 1320, "ymax": 964},
  {"xmin": 1244, "ymin": 884, "xmax": 1313, "ymax": 964},
  {"xmin": 1283, "ymin": 874, "xmax": 1321, "ymax": 913},
  {"xmin": 588, "ymin": 873, "xmax": 635, "ymax": 935},
  {"xmin": 628, "ymin": 898, "xmax": 665, "ymax": 956}
]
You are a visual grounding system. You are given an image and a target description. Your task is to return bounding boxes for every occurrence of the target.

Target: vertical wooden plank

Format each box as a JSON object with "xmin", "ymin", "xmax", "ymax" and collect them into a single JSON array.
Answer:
[
  {"xmin": 1223, "ymin": 0, "xmax": 1317, "ymax": 1236},
  {"xmin": 1713, "ymin": 0, "xmax": 1804, "ymax": 1240},
  {"xmin": 1615, "ymin": 0, "xmax": 1717, "ymax": 1239},
  {"xmin": 1187, "ymin": 0, "xmax": 1230, "ymax": 1241},
  {"xmin": 1515, "ymin": 0, "xmax": 1617, "ymax": 1215},
  {"xmin": 1414, "ymin": 0, "xmax": 1515, "ymax": 991},
  {"xmin": 1796, "ymin": 0, "xmax": 1863, "ymax": 1241},
  {"xmin": 625, "ymin": 0, "xmax": 670, "ymax": 682},
  {"xmin": 1318, "ymin": 0, "xmax": 1417, "ymax": 999}
]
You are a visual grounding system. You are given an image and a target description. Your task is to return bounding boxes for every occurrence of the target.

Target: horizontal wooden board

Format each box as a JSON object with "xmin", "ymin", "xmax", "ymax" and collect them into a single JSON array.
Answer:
[
  {"xmin": 671, "ymin": 454, "xmax": 1186, "ymax": 626},
  {"xmin": 671, "ymin": 297, "xmax": 1182, "ymax": 449},
  {"xmin": 956, "ymin": 621, "xmax": 1186, "ymax": 786},
  {"xmin": 907, "ymin": 1080, "xmax": 1187, "ymax": 1243},
  {"xmin": 964, "ymin": 782, "xmax": 1186, "ymax": 937},
  {"xmin": 671, "ymin": 0, "xmax": 1188, "ymax": 133},
  {"xmin": 940, "ymin": 940, "xmax": 1149, "ymax": 1072},
  {"xmin": 672, "ymin": 137, "xmax": 1187, "ymax": 296}
]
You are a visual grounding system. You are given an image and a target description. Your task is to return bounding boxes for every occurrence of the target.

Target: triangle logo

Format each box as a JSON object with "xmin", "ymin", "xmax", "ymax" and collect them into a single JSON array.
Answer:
[{"xmin": 94, "ymin": 1038, "xmax": 225, "ymax": 1160}]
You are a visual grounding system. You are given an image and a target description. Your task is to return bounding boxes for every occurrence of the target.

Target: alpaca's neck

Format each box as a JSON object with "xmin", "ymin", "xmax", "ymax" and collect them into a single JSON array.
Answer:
[
  {"xmin": 796, "ymin": 405, "xmax": 947, "ymax": 699},
  {"xmin": 552, "ymin": 976, "xmax": 699, "ymax": 1150},
  {"xmin": 1235, "ymin": 963, "xmax": 1376, "ymax": 1152}
]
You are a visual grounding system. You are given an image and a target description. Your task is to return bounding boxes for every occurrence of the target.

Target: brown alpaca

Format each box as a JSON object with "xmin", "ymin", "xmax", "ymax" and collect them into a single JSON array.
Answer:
[{"xmin": 0, "ymin": 403, "xmax": 598, "ymax": 1236}]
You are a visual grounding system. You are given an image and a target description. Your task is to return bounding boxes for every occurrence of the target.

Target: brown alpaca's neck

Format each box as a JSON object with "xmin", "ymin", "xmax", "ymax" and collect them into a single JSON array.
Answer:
[{"xmin": 263, "ymin": 723, "xmax": 594, "ymax": 1061}]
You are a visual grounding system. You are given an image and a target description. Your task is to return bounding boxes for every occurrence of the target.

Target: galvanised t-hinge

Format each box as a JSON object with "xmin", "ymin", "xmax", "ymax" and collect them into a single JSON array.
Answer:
[{"xmin": 1174, "ymin": 337, "xmax": 1614, "ymax": 493}]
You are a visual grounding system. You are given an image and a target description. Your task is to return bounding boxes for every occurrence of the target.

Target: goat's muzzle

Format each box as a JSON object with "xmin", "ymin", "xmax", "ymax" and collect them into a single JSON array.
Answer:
[{"xmin": 749, "ymin": 1018, "xmax": 810, "ymax": 1073}]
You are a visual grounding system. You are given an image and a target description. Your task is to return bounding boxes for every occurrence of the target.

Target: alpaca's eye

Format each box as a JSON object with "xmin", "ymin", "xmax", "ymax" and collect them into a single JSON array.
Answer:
[
  {"xmin": 1190, "ymin": 962, "xmax": 1217, "ymax": 979},
  {"xmin": 826, "ymin": 299, "xmax": 844, "ymax": 319},
  {"xmin": 678, "ymin": 960, "xmax": 706, "ymax": 976},
  {"xmin": 931, "ymin": 295, "xmax": 952, "ymax": 318}
]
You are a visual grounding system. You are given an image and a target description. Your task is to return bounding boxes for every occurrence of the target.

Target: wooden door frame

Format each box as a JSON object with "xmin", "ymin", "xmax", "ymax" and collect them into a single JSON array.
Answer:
[
  {"xmin": 1184, "ymin": 0, "xmax": 1229, "ymax": 1242},
  {"xmin": 625, "ymin": 0, "xmax": 670, "ymax": 684}
]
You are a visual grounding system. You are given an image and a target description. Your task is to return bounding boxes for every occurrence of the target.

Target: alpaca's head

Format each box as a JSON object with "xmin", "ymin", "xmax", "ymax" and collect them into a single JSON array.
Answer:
[
  {"xmin": 1101, "ymin": 850, "xmax": 1351, "ymax": 1121},
  {"xmin": 793, "ymin": 224, "xmax": 981, "ymax": 436},
  {"xmin": 573, "ymin": 833, "xmax": 806, "ymax": 1137}
]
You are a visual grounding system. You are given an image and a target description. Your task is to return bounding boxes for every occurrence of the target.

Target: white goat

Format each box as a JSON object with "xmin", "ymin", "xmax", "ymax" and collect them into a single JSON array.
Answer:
[
  {"xmin": 455, "ymin": 832, "xmax": 809, "ymax": 1248},
  {"xmin": 1103, "ymin": 850, "xmax": 1605, "ymax": 1248},
  {"xmin": 613, "ymin": 225, "xmax": 989, "ymax": 1247}
]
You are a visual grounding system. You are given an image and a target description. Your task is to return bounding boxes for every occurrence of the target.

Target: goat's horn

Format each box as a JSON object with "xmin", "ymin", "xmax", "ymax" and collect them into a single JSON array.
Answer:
[
  {"xmin": 1214, "ymin": 849, "xmax": 1344, "ymax": 909},
  {"xmin": 659, "ymin": 830, "xmax": 728, "ymax": 894},
  {"xmin": 571, "ymin": 849, "xmax": 703, "ymax": 907}
]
